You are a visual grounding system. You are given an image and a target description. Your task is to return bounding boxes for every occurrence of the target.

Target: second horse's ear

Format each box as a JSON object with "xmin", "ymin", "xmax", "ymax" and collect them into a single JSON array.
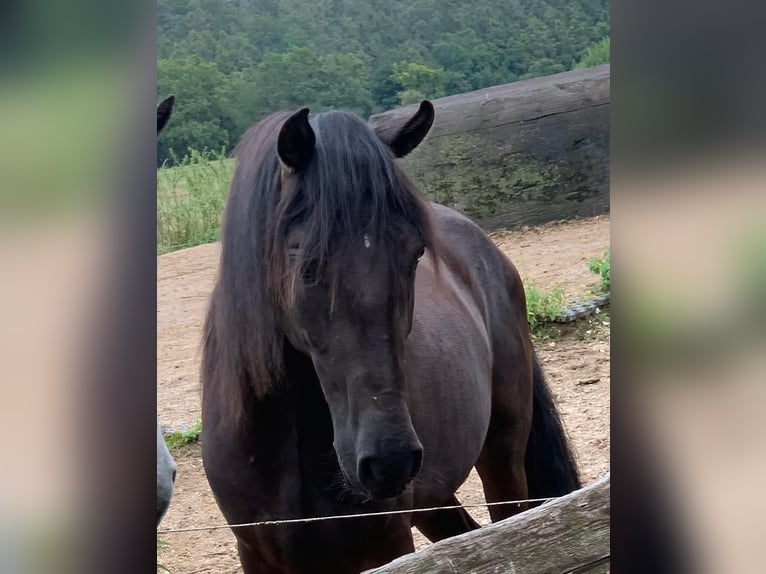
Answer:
[
  {"xmin": 277, "ymin": 108, "xmax": 315, "ymax": 172},
  {"xmin": 373, "ymin": 100, "xmax": 434, "ymax": 158},
  {"xmin": 157, "ymin": 95, "xmax": 175, "ymax": 134}
]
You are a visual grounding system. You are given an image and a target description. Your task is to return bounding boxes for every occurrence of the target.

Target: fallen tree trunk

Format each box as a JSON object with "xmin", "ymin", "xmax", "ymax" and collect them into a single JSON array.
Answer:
[
  {"xmin": 362, "ymin": 474, "xmax": 610, "ymax": 574},
  {"xmin": 369, "ymin": 65, "xmax": 610, "ymax": 230}
]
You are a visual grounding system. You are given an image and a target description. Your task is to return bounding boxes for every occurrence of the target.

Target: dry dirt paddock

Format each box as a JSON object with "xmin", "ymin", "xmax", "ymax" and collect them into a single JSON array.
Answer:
[{"xmin": 158, "ymin": 216, "xmax": 610, "ymax": 573}]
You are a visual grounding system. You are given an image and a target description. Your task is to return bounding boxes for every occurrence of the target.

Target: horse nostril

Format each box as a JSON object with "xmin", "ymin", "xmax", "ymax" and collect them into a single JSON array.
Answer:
[
  {"xmin": 358, "ymin": 456, "xmax": 374, "ymax": 485},
  {"xmin": 358, "ymin": 446, "xmax": 423, "ymax": 494},
  {"xmin": 171, "ymin": 470, "xmax": 177, "ymax": 483},
  {"xmin": 409, "ymin": 447, "xmax": 423, "ymax": 479}
]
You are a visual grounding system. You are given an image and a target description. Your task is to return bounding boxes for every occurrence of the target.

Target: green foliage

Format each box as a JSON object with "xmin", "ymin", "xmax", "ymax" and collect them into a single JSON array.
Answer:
[
  {"xmin": 250, "ymin": 48, "xmax": 374, "ymax": 118},
  {"xmin": 523, "ymin": 58, "xmax": 566, "ymax": 79},
  {"xmin": 157, "ymin": 149, "xmax": 233, "ymax": 254},
  {"xmin": 525, "ymin": 282, "xmax": 567, "ymax": 330},
  {"xmin": 157, "ymin": 0, "xmax": 610, "ymax": 165},
  {"xmin": 157, "ymin": 57, "xmax": 239, "ymax": 164},
  {"xmin": 588, "ymin": 249, "xmax": 610, "ymax": 292},
  {"xmin": 164, "ymin": 420, "xmax": 203, "ymax": 450},
  {"xmin": 390, "ymin": 62, "xmax": 447, "ymax": 105},
  {"xmin": 577, "ymin": 36, "xmax": 610, "ymax": 68}
]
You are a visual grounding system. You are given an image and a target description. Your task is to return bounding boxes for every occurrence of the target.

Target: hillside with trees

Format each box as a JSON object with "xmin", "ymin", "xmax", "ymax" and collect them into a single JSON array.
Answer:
[{"xmin": 157, "ymin": 0, "xmax": 609, "ymax": 165}]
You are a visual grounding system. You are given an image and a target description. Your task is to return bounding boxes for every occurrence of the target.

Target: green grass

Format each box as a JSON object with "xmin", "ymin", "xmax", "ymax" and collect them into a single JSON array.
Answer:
[
  {"xmin": 524, "ymin": 281, "xmax": 567, "ymax": 330},
  {"xmin": 157, "ymin": 149, "xmax": 234, "ymax": 254},
  {"xmin": 164, "ymin": 420, "xmax": 202, "ymax": 450}
]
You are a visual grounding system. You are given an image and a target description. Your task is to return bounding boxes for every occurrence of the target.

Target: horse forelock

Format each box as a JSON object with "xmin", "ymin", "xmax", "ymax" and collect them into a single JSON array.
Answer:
[{"xmin": 273, "ymin": 111, "xmax": 435, "ymax": 297}]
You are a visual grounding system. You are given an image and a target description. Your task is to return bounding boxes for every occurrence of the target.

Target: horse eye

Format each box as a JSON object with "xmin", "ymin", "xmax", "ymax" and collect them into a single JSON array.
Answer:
[{"xmin": 409, "ymin": 246, "xmax": 425, "ymax": 274}]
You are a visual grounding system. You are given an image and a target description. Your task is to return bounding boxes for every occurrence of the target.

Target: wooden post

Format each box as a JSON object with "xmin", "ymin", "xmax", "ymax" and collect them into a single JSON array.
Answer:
[
  {"xmin": 369, "ymin": 65, "xmax": 610, "ymax": 230},
  {"xmin": 362, "ymin": 474, "xmax": 610, "ymax": 574}
]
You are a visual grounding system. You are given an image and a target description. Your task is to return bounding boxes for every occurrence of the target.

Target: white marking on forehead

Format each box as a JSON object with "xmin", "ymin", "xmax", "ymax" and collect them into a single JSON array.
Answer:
[{"xmin": 363, "ymin": 234, "xmax": 371, "ymax": 249}]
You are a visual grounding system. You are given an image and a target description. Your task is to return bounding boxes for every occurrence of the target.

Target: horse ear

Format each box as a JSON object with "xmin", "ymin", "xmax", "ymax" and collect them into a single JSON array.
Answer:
[
  {"xmin": 374, "ymin": 100, "xmax": 434, "ymax": 158},
  {"xmin": 157, "ymin": 95, "xmax": 175, "ymax": 134},
  {"xmin": 278, "ymin": 108, "xmax": 315, "ymax": 172}
]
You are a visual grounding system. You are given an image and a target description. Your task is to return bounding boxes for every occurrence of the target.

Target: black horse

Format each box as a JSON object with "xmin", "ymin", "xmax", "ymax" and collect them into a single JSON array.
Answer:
[{"xmin": 201, "ymin": 102, "xmax": 580, "ymax": 573}]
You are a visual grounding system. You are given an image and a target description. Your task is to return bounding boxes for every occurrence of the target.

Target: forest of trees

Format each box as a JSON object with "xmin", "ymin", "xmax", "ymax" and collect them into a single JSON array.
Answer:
[{"xmin": 158, "ymin": 0, "xmax": 609, "ymax": 165}]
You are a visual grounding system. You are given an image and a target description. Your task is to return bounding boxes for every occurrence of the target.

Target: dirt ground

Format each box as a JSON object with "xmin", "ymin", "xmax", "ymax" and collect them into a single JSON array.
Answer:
[{"xmin": 157, "ymin": 215, "xmax": 610, "ymax": 573}]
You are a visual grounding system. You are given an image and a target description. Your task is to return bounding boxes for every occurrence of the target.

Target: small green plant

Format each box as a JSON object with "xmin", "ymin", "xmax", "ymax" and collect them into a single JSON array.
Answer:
[
  {"xmin": 157, "ymin": 539, "xmax": 170, "ymax": 572},
  {"xmin": 524, "ymin": 281, "xmax": 566, "ymax": 330},
  {"xmin": 588, "ymin": 249, "xmax": 610, "ymax": 292},
  {"xmin": 164, "ymin": 420, "xmax": 202, "ymax": 450}
]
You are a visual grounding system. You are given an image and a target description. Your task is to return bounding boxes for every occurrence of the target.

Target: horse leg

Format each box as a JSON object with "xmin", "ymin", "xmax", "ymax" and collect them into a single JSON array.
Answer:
[
  {"xmin": 236, "ymin": 539, "xmax": 280, "ymax": 574},
  {"xmin": 359, "ymin": 520, "xmax": 416, "ymax": 572},
  {"xmin": 412, "ymin": 495, "xmax": 481, "ymax": 542},
  {"xmin": 474, "ymin": 361, "xmax": 534, "ymax": 523}
]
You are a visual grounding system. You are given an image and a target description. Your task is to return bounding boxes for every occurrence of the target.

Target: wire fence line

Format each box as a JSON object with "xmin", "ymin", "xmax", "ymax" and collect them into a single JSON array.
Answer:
[{"xmin": 157, "ymin": 495, "xmax": 558, "ymax": 534}]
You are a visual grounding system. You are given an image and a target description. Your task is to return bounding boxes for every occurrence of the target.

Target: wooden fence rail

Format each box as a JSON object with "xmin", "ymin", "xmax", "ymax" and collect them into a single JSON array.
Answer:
[
  {"xmin": 369, "ymin": 65, "xmax": 610, "ymax": 230},
  {"xmin": 362, "ymin": 474, "xmax": 610, "ymax": 574}
]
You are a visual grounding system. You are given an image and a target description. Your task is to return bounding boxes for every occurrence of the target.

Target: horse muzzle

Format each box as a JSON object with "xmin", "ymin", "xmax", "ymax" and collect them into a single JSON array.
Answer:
[{"xmin": 356, "ymin": 443, "xmax": 423, "ymax": 499}]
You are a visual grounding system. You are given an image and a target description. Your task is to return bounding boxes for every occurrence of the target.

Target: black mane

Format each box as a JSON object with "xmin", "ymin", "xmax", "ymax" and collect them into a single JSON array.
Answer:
[{"xmin": 202, "ymin": 109, "xmax": 434, "ymax": 429}]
